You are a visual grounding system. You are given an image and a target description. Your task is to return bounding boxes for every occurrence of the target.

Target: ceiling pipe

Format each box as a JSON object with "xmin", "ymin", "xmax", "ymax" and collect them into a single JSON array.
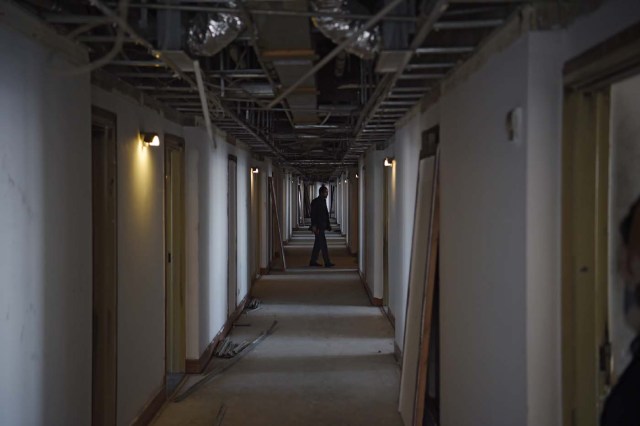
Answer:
[
  {"xmin": 267, "ymin": 0, "xmax": 406, "ymax": 110},
  {"xmin": 352, "ymin": 0, "xmax": 450, "ymax": 140},
  {"xmin": 87, "ymin": 0, "xmax": 304, "ymax": 174},
  {"xmin": 106, "ymin": 3, "xmax": 419, "ymax": 22}
]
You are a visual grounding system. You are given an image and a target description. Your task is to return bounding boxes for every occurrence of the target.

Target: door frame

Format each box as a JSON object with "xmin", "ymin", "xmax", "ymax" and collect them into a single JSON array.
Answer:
[
  {"xmin": 91, "ymin": 105, "xmax": 118, "ymax": 425},
  {"xmin": 562, "ymin": 21, "xmax": 640, "ymax": 426},
  {"xmin": 227, "ymin": 155, "xmax": 238, "ymax": 316},
  {"xmin": 164, "ymin": 134, "xmax": 186, "ymax": 375}
]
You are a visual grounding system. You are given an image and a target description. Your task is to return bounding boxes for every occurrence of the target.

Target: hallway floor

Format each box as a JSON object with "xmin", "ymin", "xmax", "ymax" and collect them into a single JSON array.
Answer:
[
  {"xmin": 284, "ymin": 227, "xmax": 359, "ymax": 270},
  {"xmin": 152, "ymin": 255, "xmax": 402, "ymax": 425}
]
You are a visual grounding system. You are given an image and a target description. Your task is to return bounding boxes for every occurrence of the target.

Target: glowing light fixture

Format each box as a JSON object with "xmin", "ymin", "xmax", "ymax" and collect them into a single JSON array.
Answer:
[
  {"xmin": 251, "ymin": 167, "xmax": 259, "ymax": 174},
  {"xmin": 141, "ymin": 132, "xmax": 160, "ymax": 147},
  {"xmin": 355, "ymin": 173, "xmax": 359, "ymax": 179},
  {"xmin": 344, "ymin": 179, "xmax": 348, "ymax": 183},
  {"xmin": 384, "ymin": 157, "xmax": 395, "ymax": 167}
]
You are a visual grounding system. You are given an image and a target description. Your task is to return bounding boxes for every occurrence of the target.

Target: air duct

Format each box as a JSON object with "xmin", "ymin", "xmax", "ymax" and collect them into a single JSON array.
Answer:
[
  {"xmin": 187, "ymin": 2, "xmax": 245, "ymax": 57},
  {"xmin": 311, "ymin": 0, "xmax": 381, "ymax": 60}
]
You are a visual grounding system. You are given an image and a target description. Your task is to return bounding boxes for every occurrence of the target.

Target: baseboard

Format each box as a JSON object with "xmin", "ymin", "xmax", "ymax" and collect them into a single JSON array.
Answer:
[
  {"xmin": 394, "ymin": 341, "xmax": 403, "ymax": 366},
  {"xmin": 359, "ymin": 271, "xmax": 383, "ymax": 306},
  {"xmin": 185, "ymin": 294, "xmax": 250, "ymax": 374},
  {"xmin": 131, "ymin": 384, "xmax": 166, "ymax": 426},
  {"xmin": 380, "ymin": 305, "xmax": 395, "ymax": 329}
]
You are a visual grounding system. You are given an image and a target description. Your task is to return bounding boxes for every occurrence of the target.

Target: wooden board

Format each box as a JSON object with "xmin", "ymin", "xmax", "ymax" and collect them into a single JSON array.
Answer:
[
  {"xmin": 399, "ymin": 150, "xmax": 439, "ymax": 426},
  {"xmin": 270, "ymin": 180, "xmax": 287, "ymax": 271}
]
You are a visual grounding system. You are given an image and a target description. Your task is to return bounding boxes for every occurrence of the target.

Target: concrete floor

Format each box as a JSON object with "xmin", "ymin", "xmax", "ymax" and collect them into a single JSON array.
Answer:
[
  {"xmin": 284, "ymin": 228, "xmax": 359, "ymax": 270},
  {"xmin": 152, "ymin": 235, "xmax": 402, "ymax": 426}
]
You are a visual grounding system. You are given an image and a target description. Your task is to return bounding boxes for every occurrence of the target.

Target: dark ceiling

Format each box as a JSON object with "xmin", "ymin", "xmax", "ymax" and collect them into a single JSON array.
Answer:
[{"xmin": 21, "ymin": 0, "xmax": 522, "ymax": 181}]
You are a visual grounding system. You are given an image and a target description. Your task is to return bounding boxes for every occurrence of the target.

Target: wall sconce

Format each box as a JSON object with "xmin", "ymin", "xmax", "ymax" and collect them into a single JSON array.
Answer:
[
  {"xmin": 344, "ymin": 179, "xmax": 348, "ymax": 183},
  {"xmin": 140, "ymin": 132, "xmax": 160, "ymax": 147},
  {"xmin": 355, "ymin": 173, "xmax": 359, "ymax": 179},
  {"xmin": 384, "ymin": 157, "xmax": 395, "ymax": 167},
  {"xmin": 251, "ymin": 167, "xmax": 259, "ymax": 174}
]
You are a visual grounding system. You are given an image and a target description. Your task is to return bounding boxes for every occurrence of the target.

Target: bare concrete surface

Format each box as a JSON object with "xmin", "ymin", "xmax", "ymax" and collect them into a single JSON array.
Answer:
[
  {"xmin": 152, "ymin": 270, "xmax": 402, "ymax": 426},
  {"xmin": 284, "ymin": 229, "xmax": 358, "ymax": 270}
]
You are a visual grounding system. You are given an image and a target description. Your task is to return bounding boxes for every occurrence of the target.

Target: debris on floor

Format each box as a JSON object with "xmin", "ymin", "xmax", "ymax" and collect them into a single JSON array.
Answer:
[
  {"xmin": 214, "ymin": 337, "xmax": 251, "ymax": 359},
  {"xmin": 245, "ymin": 298, "xmax": 261, "ymax": 310},
  {"xmin": 214, "ymin": 404, "xmax": 227, "ymax": 426},
  {"xmin": 173, "ymin": 320, "xmax": 278, "ymax": 403}
]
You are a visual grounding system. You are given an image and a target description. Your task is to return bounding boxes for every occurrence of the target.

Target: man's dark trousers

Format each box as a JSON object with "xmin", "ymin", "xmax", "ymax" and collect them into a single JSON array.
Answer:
[{"xmin": 311, "ymin": 229, "xmax": 330, "ymax": 265}]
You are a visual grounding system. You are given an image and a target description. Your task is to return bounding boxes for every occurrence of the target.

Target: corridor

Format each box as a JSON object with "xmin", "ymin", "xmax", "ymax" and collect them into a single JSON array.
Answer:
[
  {"xmin": 3, "ymin": 0, "xmax": 640, "ymax": 425},
  {"xmin": 153, "ymin": 267, "xmax": 401, "ymax": 425}
]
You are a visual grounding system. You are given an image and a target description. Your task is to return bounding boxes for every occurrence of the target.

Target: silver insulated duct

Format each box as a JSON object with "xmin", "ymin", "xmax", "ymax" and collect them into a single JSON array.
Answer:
[
  {"xmin": 311, "ymin": 0, "xmax": 381, "ymax": 60},
  {"xmin": 187, "ymin": 3, "xmax": 245, "ymax": 57}
]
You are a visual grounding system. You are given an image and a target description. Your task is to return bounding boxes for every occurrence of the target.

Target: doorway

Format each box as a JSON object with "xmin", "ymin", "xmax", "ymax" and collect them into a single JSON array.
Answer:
[
  {"xmin": 164, "ymin": 135, "xmax": 186, "ymax": 392},
  {"xmin": 562, "ymin": 22, "xmax": 640, "ymax": 426},
  {"xmin": 228, "ymin": 155, "xmax": 238, "ymax": 316},
  {"xmin": 383, "ymin": 164, "xmax": 390, "ymax": 311},
  {"xmin": 91, "ymin": 107, "xmax": 118, "ymax": 425}
]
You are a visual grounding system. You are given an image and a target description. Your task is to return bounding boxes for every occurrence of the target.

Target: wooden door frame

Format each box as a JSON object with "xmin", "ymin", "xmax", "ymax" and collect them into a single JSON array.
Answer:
[
  {"xmin": 164, "ymin": 134, "xmax": 186, "ymax": 375},
  {"xmin": 562, "ymin": 21, "xmax": 640, "ymax": 426},
  {"xmin": 91, "ymin": 105, "xmax": 118, "ymax": 425},
  {"xmin": 227, "ymin": 155, "xmax": 238, "ymax": 316},
  {"xmin": 383, "ymin": 165, "xmax": 390, "ymax": 307}
]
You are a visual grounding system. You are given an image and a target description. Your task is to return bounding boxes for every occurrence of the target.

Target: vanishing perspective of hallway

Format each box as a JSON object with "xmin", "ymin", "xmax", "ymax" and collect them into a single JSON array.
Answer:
[
  {"xmin": 153, "ymin": 236, "xmax": 401, "ymax": 425},
  {"xmin": 5, "ymin": 1, "xmax": 640, "ymax": 425}
]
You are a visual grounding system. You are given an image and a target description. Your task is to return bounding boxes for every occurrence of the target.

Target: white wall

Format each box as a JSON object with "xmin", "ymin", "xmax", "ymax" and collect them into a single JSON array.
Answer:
[
  {"xmin": 92, "ymin": 86, "xmax": 183, "ymax": 425},
  {"xmin": 0, "ymin": 24, "xmax": 92, "ymax": 426},
  {"xmin": 183, "ymin": 128, "xmax": 254, "ymax": 360},
  {"xmin": 440, "ymin": 36, "xmax": 530, "ymax": 426}
]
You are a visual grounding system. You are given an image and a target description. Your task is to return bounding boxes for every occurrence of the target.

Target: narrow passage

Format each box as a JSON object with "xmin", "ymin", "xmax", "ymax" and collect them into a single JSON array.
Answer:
[{"xmin": 153, "ymin": 235, "xmax": 402, "ymax": 425}]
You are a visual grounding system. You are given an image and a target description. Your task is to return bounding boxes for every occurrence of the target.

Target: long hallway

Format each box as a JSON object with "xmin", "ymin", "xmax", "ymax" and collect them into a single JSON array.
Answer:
[{"xmin": 153, "ymin": 261, "xmax": 402, "ymax": 425}]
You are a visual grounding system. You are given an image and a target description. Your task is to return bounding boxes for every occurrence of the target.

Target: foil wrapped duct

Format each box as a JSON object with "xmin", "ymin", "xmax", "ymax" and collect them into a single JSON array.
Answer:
[
  {"xmin": 311, "ymin": 0, "xmax": 381, "ymax": 60},
  {"xmin": 187, "ymin": 4, "xmax": 245, "ymax": 57}
]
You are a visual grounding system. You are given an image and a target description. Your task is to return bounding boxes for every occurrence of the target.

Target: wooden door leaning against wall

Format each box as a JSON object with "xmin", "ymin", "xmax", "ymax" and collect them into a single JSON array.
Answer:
[
  {"xmin": 91, "ymin": 106, "xmax": 118, "ymax": 426},
  {"xmin": 165, "ymin": 135, "xmax": 186, "ymax": 378}
]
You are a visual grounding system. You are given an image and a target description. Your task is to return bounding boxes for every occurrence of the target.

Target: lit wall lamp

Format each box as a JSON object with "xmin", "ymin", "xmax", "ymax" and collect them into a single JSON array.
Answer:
[
  {"xmin": 251, "ymin": 167, "xmax": 259, "ymax": 174},
  {"xmin": 344, "ymin": 179, "xmax": 348, "ymax": 183},
  {"xmin": 140, "ymin": 132, "xmax": 160, "ymax": 147},
  {"xmin": 355, "ymin": 173, "xmax": 359, "ymax": 179},
  {"xmin": 384, "ymin": 157, "xmax": 395, "ymax": 167}
]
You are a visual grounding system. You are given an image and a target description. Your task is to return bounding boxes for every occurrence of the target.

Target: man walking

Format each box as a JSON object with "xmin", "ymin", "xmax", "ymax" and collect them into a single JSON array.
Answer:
[{"xmin": 309, "ymin": 185, "xmax": 334, "ymax": 267}]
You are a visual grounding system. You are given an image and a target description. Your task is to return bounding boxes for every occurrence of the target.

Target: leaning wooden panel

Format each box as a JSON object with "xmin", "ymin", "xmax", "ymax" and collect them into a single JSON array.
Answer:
[
  {"xmin": 414, "ymin": 163, "xmax": 440, "ymax": 426},
  {"xmin": 399, "ymin": 150, "xmax": 439, "ymax": 426}
]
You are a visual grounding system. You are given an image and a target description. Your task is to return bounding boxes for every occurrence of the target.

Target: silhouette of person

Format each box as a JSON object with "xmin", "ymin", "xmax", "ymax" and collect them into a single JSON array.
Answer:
[
  {"xmin": 309, "ymin": 185, "xmax": 334, "ymax": 267},
  {"xmin": 602, "ymin": 195, "xmax": 640, "ymax": 425}
]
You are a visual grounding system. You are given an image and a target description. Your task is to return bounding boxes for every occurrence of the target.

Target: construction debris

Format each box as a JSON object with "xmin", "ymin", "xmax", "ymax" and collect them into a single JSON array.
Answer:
[
  {"xmin": 214, "ymin": 404, "xmax": 227, "ymax": 426},
  {"xmin": 173, "ymin": 320, "xmax": 278, "ymax": 403},
  {"xmin": 214, "ymin": 337, "xmax": 251, "ymax": 359},
  {"xmin": 246, "ymin": 298, "xmax": 261, "ymax": 310}
]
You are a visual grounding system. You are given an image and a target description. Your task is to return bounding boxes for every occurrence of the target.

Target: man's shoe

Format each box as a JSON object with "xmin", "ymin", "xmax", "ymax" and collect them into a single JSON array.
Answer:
[
  {"xmin": 325, "ymin": 262, "xmax": 335, "ymax": 268},
  {"xmin": 309, "ymin": 262, "xmax": 322, "ymax": 267}
]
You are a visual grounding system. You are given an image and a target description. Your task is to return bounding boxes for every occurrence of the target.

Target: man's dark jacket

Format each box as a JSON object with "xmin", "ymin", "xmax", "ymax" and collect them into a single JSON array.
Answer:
[
  {"xmin": 601, "ymin": 336, "xmax": 640, "ymax": 425},
  {"xmin": 310, "ymin": 196, "xmax": 331, "ymax": 231}
]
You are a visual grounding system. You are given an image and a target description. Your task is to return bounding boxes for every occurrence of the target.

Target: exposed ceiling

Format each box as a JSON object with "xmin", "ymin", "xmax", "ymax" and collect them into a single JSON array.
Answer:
[{"xmin": 22, "ymin": 0, "xmax": 527, "ymax": 180}]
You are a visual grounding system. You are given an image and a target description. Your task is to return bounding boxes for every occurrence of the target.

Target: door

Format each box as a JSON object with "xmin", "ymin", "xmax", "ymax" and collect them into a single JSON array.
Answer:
[
  {"xmin": 165, "ymin": 135, "xmax": 186, "ymax": 381},
  {"xmin": 383, "ymin": 165, "xmax": 390, "ymax": 308},
  {"xmin": 228, "ymin": 156, "xmax": 238, "ymax": 316},
  {"xmin": 91, "ymin": 107, "xmax": 117, "ymax": 426}
]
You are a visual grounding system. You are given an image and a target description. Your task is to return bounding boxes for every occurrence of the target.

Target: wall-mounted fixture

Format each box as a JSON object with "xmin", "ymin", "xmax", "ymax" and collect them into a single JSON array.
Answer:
[
  {"xmin": 384, "ymin": 157, "xmax": 395, "ymax": 167},
  {"xmin": 506, "ymin": 107, "xmax": 523, "ymax": 143},
  {"xmin": 344, "ymin": 179, "xmax": 348, "ymax": 183},
  {"xmin": 140, "ymin": 132, "xmax": 160, "ymax": 147},
  {"xmin": 251, "ymin": 167, "xmax": 259, "ymax": 174},
  {"xmin": 355, "ymin": 173, "xmax": 359, "ymax": 179}
]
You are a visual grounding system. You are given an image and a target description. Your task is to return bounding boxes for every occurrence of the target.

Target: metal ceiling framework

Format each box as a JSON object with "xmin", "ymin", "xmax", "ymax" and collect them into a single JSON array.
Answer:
[{"xmin": 23, "ymin": 0, "xmax": 528, "ymax": 180}]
